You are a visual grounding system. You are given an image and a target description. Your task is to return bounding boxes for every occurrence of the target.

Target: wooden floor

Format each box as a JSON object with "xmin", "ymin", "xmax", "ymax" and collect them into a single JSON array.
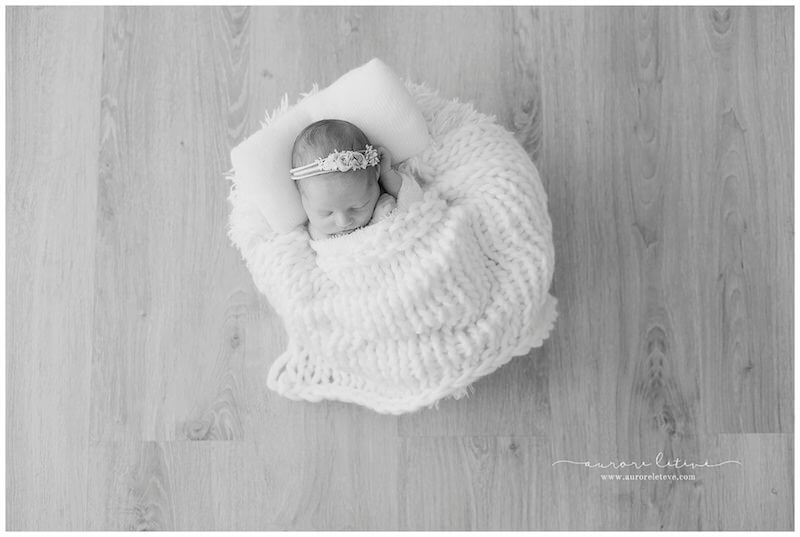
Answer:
[{"xmin": 6, "ymin": 6, "xmax": 793, "ymax": 530}]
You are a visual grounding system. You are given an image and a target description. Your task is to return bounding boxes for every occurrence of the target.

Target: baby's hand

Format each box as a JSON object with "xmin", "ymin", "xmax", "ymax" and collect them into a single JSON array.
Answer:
[
  {"xmin": 377, "ymin": 146, "xmax": 394, "ymax": 177},
  {"xmin": 370, "ymin": 193, "xmax": 397, "ymax": 223}
]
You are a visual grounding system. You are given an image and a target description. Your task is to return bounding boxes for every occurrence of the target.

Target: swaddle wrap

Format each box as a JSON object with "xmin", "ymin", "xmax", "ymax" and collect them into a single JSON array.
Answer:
[{"xmin": 226, "ymin": 82, "xmax": 558, "ymax": 415}]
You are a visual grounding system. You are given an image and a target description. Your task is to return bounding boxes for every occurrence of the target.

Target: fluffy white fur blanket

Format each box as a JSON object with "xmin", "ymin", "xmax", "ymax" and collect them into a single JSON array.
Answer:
[{"xmin": 226, "ymin": 83, "xmax": 558, "ymax": 415}]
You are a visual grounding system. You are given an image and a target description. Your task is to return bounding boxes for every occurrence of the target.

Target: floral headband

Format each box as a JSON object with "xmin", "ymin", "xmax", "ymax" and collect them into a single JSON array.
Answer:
[{"xmin": 290, "ymin": 145, "xmax": 379, "ymax": 180}]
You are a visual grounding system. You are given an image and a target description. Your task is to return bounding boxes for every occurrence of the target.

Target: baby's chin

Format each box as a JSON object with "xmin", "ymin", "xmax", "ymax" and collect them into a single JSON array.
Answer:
[
  {"xmin": 309, "ymin": 218, "xmax": 370, "ymax": 237},
  {"xmin": 332, "ymin": 228, "xmax": 358, "ymax": 237},
  {"xmin": 330, "ymin": 221, "xmax": 369, "ymax": 236}
]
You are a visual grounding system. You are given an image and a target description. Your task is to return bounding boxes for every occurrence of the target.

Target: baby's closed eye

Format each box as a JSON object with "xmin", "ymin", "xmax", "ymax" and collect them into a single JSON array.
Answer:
[
  {"xmin": 351, "ymin": 200, "xmax": 373, "ymax": 211},
  {"xmin": 319, "ymin": 201, "xmax": 370, "ymax": 216}
]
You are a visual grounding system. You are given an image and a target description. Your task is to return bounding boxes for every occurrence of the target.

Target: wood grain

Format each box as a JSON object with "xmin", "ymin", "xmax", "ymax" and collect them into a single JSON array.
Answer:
[{"xmin": 6, "ymin": 5, "xmax": 793, "ymax": 531}]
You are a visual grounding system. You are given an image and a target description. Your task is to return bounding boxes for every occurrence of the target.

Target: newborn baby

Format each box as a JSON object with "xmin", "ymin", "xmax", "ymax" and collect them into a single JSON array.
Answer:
[{"xmin": 290, "ymin": 119, "xmax": 418, "ymax": 240}]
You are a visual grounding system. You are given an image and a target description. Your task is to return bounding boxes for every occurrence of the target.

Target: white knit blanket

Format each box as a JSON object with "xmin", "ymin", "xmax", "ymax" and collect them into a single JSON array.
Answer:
[{"xmin": 226, "ymin": 83, "xmax": 558, "ymax": 415}]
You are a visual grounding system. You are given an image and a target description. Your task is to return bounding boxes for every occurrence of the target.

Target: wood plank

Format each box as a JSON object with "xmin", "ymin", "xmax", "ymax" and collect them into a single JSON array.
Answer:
[
  {"xmin": 399, "ymin": 436, "xmax": 557, "ymax": 530},
  {"xmin": 539, "ymin": 4, "xmax": 667, "ymax": 486},
  {"xmin": 90, "ymin": 6, "xmax": 256, "ymax": 443},
  {"xmin": 690, "ymin": 6, "xmax": 793, "ymax": 434},
  {"xmin": 6, "ymin": 6, "xmax": 104, "ymax": 530}
]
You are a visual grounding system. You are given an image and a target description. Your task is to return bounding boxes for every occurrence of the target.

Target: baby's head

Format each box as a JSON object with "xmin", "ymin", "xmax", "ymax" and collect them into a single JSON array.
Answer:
[{"xmin": 291, "ymin": 119, "xmax": 380, "ymax": 236}]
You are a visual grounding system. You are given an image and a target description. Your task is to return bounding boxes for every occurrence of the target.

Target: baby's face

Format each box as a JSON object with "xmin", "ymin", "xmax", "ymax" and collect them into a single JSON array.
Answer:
[{"xmin": 299, "ymin": 170, "xmax": 380, "ymax": 236}]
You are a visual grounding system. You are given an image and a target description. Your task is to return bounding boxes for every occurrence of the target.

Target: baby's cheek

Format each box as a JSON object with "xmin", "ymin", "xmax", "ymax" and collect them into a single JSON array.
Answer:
[{"xmin": 307, "ymin": 215, "xmax": 327, "ymax": 230}]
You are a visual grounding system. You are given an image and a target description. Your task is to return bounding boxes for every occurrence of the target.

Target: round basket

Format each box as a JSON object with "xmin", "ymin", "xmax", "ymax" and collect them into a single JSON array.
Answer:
[{"xmin": 226, "ymin": 82, "xmax": 557, "ymax": 415}]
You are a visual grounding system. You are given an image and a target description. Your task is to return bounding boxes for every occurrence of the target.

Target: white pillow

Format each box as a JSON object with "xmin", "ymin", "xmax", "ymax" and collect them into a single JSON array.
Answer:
[{"xmin": 229, "ymin": 58, "xmax": 432, "ymax": 234}]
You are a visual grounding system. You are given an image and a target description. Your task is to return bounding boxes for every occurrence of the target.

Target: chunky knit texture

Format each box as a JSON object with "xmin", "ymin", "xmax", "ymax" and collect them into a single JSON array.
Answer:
[{"xmin": 225, "ymin": 82, "xmax": 558, "ymax": 415}]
